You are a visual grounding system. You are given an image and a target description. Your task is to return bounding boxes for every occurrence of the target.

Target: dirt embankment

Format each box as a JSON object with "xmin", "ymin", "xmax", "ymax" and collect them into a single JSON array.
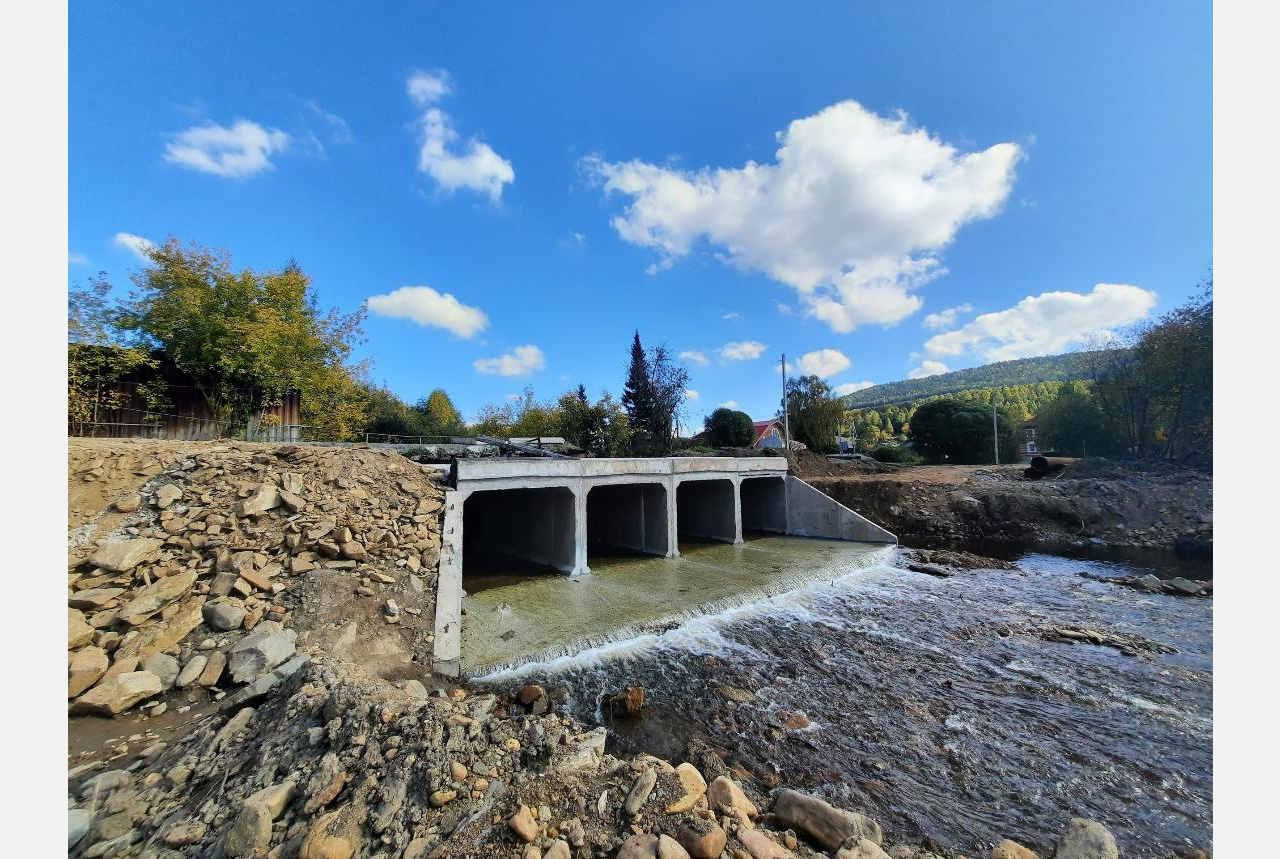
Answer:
[{"xmin": 792, "ymin": 456, "xmax": 1213, "ymax": 552}]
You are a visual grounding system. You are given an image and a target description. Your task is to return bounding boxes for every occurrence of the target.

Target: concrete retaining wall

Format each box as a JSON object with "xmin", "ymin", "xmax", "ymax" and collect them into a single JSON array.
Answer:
[{"xmin": 785, "ymin": 475, "xmax": 897, "ymax": 543}]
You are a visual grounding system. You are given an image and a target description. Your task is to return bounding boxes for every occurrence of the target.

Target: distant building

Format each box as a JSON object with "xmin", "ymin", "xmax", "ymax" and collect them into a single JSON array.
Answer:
[
  {"xmin": 1019, "ymin": 418, "xmax": 1039, "ymax": 460},
  {"xmin": 752, "ymin": 419, "xmax": 786, "ymax": 449}
]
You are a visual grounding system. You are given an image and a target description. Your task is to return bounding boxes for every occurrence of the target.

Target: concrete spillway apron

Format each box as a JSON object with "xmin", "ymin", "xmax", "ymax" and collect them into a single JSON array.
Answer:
[{"xmin": 431, "ymin": 456, "xmax": 895, "ymax": 675}]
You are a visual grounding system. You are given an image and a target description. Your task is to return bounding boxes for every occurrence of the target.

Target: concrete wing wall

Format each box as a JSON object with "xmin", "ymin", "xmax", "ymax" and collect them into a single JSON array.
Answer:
[{"xmin": 784, "ymin": 476, "xmax": 897, "ymax": 544}]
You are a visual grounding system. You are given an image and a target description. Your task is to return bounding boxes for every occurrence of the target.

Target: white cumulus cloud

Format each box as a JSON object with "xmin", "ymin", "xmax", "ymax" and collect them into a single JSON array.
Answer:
[
  {"xmin": 586, "ymin": 100, "xmax": 1021, "ymax": 333},
  {"xmin": 679, "ymin": 350, "xmax": 709, "ymax": 366},
  {"xmin": 833, "ymin": 381, "xmax": 876, "ymax": 396},
  {"xmin": 114, "ymin": 232, "xmax": 155, "ymax": 261},
  {"xmin": 908, "ymin": 360, "xmax": 951, "ymax": 379},
  {"xmin": 366, "ymin": 285, "xmax": 488, "ymax": 339},
  {"xmin": 408, "ymin": 70, "xmax": 513, "ymax": 203},
  {"xmin": 164, "ymin": 120, "xmax": 290, "ymax": 178},
  {"xmin": 685, "ymin": 390, "xmax": 700, "ymax": 401},
  {"xmin": 719, "ymin": 341, "xmax": 768, "ymax": 361},
  {"xmin": 474, "ymin": 345, "xmax": 545, "ymax": 377},
  {"xmin": 720, "ymin": 400, "xmax": 739, "ymax": 409},
  {"xmin": 69, "ymin": 251, "xmax": 89, "ymax": 266},
  {"xmin": 922, "ymin": 303, "xmax": 973, "ymax": 330},
  {"xmin": 797, "ymin": 348, "xmax": 852, "ymax": 377},
  {"xmin": 923, "ymin": 283, "xmax": 1158, "ymax": 362}
]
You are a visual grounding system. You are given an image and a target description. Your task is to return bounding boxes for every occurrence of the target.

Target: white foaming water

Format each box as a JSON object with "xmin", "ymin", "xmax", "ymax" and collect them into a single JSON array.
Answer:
[{"xmin": 475, "ymin": 557, "xmax": 900, "ymax": 682}]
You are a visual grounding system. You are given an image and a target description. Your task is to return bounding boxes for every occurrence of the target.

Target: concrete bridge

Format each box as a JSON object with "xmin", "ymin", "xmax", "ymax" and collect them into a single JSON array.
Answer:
[{"xmin": 432, "ymin": 456, "xmax": 895, "ymax": 673}]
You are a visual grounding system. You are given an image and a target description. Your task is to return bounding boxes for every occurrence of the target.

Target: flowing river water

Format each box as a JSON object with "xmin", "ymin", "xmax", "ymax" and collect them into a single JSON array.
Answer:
[{"xmin": 466, "ymin": 536, "xmax": 1212, "ymax": 858}]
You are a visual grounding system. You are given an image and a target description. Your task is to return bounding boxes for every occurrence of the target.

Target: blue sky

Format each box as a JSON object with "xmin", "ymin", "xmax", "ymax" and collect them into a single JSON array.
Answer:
[{"xmin": 68, "ymin": 2, "xmax": 1211, "ymax": 424}]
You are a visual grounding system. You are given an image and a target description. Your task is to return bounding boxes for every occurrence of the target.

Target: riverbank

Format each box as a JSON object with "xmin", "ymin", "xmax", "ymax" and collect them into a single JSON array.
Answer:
[
  {"xmin": 66, "ymin": 440, "xmax": 1211, "ymax": 858},
  {"xmin": 795, "ymin": 458, "xmax": 1212, "ymax": 554}
]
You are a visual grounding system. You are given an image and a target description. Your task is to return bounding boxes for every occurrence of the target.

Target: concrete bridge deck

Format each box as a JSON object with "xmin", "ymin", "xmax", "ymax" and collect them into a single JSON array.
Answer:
[{"xmin": 432, "ymin": 456, "xmax": 895, "ymax": 673}]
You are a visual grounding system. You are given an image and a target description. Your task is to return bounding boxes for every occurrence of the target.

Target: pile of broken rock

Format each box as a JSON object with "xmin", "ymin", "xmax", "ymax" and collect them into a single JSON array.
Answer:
[{"xmin": 68, "ymin": 441, "xmax": 446, "ymax": 719}]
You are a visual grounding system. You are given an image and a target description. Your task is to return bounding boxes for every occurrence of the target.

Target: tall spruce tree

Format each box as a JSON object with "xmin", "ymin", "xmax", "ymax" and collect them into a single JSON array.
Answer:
[{"xmin": 621, "ymin": 331, "xmax": 654, "ymax": 440}]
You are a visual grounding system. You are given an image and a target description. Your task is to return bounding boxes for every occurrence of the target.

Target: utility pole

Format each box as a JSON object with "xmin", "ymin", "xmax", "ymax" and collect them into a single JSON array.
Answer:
[
  {"xmin": 781, "ymin": 353, "xmax": 791, "ymax": 448},
  {"xmin": 992, "ymin": 392, "xmax": 1001, "ymax": 465}
]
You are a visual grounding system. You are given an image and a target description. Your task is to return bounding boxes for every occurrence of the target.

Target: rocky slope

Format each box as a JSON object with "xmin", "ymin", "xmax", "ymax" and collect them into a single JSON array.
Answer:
[{"xmin": 799, "ymin": 462, "xmax": 1212, "ymax": 553}]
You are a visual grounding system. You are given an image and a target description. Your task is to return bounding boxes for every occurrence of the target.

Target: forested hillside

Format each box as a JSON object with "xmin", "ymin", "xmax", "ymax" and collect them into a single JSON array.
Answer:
[
  {"xmin": 842, "ymin": 351, "xmax": 1102, "ymax": 409},
  {"xmin": 844, "ymin": 381, "xmax": 1089, "ymax": 451}
]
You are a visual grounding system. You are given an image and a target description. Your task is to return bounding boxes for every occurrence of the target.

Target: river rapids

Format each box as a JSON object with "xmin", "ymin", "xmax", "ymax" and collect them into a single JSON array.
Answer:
[{"xmin": 471, "ymin": 540, "xmax": 1212, "ymax": 858}]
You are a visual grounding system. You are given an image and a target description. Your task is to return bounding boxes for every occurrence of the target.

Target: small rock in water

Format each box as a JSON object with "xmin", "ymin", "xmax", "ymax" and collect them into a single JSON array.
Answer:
[
  {"xmin": 772, "ymin": 789, "xmax": 882, "ymax": 850},
  {"xmin": 613, "ymin": 685, "xmax": 645, "ymax": 716},
  {"xmin": 1053, "ymin": 818, "xmax": 1118, "ymax": 859},
  {"xmin": 990, "ymin": 838, "xmax": 1040, "ymax": 859}
]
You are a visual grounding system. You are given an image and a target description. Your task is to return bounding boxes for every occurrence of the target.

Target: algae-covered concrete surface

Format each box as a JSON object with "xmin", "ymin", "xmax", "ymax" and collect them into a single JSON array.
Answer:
[{"xmin": 460, "ymin": 535, "xmax": 894, "ymax": 673}]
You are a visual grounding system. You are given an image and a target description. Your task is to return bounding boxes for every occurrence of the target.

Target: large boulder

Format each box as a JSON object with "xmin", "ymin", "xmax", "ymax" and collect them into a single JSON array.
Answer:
[
  {"xmin": 115, "ymin": 597, "xmax": 206, "ymax": 662},
  {"xmin": 69, "ymin": 608, "xmax": 94, "ymax": 649},
  {"xmin": 69, "ymin": 808, "xmax": 92, "ymax": 848},
  {"xmin": 624, "ymin": 768, "xmax": 658, "ymax": 816},
  {"xmin": 116, "ymin": 572, "xmax": 197, "ymax": 626},
  {"xmin": 89, "ymin": 538, "xmax": 162, "ymax": 572},
  {"xmin": 990, "ymin": 838, "xmax": 1040, "ymax": 859},
  {"xmin": 616, "ymin": 834, "xmax": 658, "ymax": 859},
  {"xmin": 228, "ymin": 622, "xmax": 297, "ymax": 683},
  {"xmin": 70, "ymin": 670, "xmax": 162, "ymax": 716},
  {"xmin": 237, "ymin": 483, "xmax": 280, "ymax": 517},
  {"xmin": 1054, "ymin": 818, "xmax": 1118, "ymax": 859},
  {"xmin": 68, "ymin": 646, "xmax": 109, "ymax": 697},
  {"xmin": 176, "ymin": 655, "xmax": 208, "ymax": 688},
  {"xmin": 835, "ymin": 839, "xmax": 890, "ymax": 859},
  {"xmin": 677, "ymin": 818, "xmax": 726, "ymax": 859},
  {"xmin": 142, "ymin": 653, "xmax": 181, "ymax": 689},
  {"xmin": 707, "ymin": 775, "xmax": 757, "ymax": 818},
  {"xmin": 665, "ymin": 763, "xmax": 707, "ymax": 813},
  {"xmin": 154, "ymin": 484, "xmax": 183, "ymax": 508},
  {"xmin": 203, "ymin": 600, "xmax": 247, "ymax": 632},
  {"xmin": 771, "ymin": 789, "xmax": 882, "ymax": 850}
]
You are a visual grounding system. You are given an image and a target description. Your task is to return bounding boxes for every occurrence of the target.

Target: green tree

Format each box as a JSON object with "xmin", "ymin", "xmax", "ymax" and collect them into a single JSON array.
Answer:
[
  {"xmin": 783, "ymin": 375, "xmax": 845, "ymax": 453},
  {"xmin": 68, "ymin": 274, "xmax": 166, "ymax": 434},
  {"xmin": 703, "ymin": 408, "xmax": 755, "ymax": 447},
  {"xmin": 114, "ymin": 238, "xmax": 369, "ymax": 439},
  {"xmin": 364, "ymin": 382, "xmax": 427, "ymax": 438},
  {"xmin": 1035, "ymin": 388, "xmax": 1122, "ymax": 457},
  {"xmin": 418, "ymin": 389, "xmax": 465, "ymax": 436},
  {"xmin": 621, "ymin": 331, "xmax": 655, "ymax": 450},
  {"xmin": 556, "ymin": 387, "xmax": 631, "ymax": 455},
  {"xmin": 619, "ymin": 333, "xmax": 689, "ymax": 454},
  {"xmin": 909, "ymin": 398, "xmax": 1017, "ymax": 464}
]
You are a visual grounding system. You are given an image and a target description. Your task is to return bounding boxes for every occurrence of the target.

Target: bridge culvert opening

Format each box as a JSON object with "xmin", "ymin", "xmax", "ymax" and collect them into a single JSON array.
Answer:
[
  {"xmin": 741, "ymin": 475, "xmax": 786, "ymax": 535},
  {"xmin": 462, "ymin": 487, "xmax": 576, "ymax": 579},
  {"xmin": 586, "ymin": 483, "xmax": 669, "ymax": 561},
  {"xmin": 676, "ymin": 478, "xmax": 737, "ymax": 545}
]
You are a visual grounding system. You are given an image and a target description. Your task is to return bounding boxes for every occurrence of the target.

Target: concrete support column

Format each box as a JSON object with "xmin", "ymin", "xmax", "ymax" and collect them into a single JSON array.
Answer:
[
  {"xmin": 572, "ymin": 484, "xmax": 589, "ymax": 577},
  {"xmin": 732, "ymin": 476, "xmax": 744, "ymax": 545},
  {"xmin": 432, "ymin": 489, "xmax": 465, "ymax": 676},
  {"xmin": 665, "ymin": 477, "xmax": 680, "ymax": 558}
]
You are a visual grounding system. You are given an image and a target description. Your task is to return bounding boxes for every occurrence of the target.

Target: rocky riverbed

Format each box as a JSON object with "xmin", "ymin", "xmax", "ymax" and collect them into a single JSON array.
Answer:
[
  {"xmin": 477, "ymin": 548, "xmax": 1212, "ymax": 859},
  {"xmin": 66, "ymin": 440, "xmax": 1211, "ymax": 858}
]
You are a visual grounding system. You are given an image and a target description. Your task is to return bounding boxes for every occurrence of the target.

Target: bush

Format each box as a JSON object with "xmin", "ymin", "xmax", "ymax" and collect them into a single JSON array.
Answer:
[
  {"xmin": 909, "ymin": 398, "xmax": 1018, "ymax": 464},
  {"xmin": 703, "ymin": 408, "xmax": 756, "ymax": 447},
  {"xmin": 870, "ymin": 444, "xmax": 922, "ymax": 464}
]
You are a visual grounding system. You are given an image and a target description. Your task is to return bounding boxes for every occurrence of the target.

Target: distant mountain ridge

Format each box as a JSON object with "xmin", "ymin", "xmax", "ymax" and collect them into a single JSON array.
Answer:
[{"xmin": 842, "ymin": 351, "xmax": 1102, "ymax": 409}]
